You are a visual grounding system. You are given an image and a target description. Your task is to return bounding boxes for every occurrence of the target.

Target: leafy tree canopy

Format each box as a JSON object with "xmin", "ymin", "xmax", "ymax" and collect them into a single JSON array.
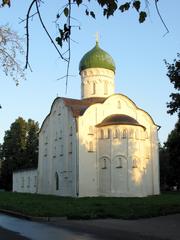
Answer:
[
  {"xmin": 0, "ymin": 25, "xmax": 25, "ymax": 85},
  {"xmin": 165, "ymin": 54, "xmax": 180, "ymax": 118},
  {"xmin": 0, "ymin": 117, "xmax": 39, "ymax": 190}
]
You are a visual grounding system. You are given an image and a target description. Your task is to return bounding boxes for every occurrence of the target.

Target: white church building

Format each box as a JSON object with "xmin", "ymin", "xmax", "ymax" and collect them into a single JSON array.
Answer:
[{"xmin": 13, "ymin": 41, "xmax": 160, "ymax": 197}]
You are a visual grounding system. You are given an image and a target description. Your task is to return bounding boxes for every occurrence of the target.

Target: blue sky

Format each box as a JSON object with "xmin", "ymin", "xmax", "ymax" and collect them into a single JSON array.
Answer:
[{"xmin": 0, "ymin": 0, "xmax": 179, "ymax": 144}]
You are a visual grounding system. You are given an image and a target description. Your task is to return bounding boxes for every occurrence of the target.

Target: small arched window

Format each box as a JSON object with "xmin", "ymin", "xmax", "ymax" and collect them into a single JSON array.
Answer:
[
  {"xmin": 107, "ymin": 129, "xmax": 111, "ymax": 139},
  {"xmin": 116, "ymin": 157, "xmax": 123, "ymax": 168},
  {"xmin": 122, "ymin": 129, "xmax": 127, "ymax": 139},
  {"xmin": 55, "ymin": 131, "xmax": 58, "ymax": 141},
  {"xmin": 92, "ymin": 82, "xmax": 96, "ymax": 95},
  {"xmin": 27, "ymin": 177, "xmax": 30, "ymax": 188},
  {"xmin": 69, "ymin": 126, "xmax": 73, "ymax": 136},
  {"xmin": 102, "ymin": 158, "xmax": 107, "ymax": 169},
  {"xmin": 104, "ymin": 81, "xmax": 108, "ymax": 95},
  {"xmin": 117, "ymin": 100, "xmax": 121, "ymax": 109},
  {"xmin": 44, "ymin": 148, "xmax": 47, "ymax": 157},
  {"xmin": 59, "ymin": 130, "xmax": 62, "ymax": 139},
  {"xmin": 100, "ymin": 129, "xmax": 104, "ymax": 139},
  {"xmin": 88, "ymin": 126, "xmax": 94, "ymax": 135},
  {"xmin": 88, "ymin": 141, "xmax": 93, "ymax": 152},
  {"xmin": 21, "ymin": 177, "xmax": 24, "ymax": 188},
  {"xmin": 69, "ymin": 142, "xmax": 72, "ymax": 153},
  {"xmin": 145, "ymin": 131, "xmax": 148, "ymax": 139},
  {"xmin": 132, "ymin": 158, "xmax": 138, "ymax": 168},
  {"xmin": 60, "ymin": 144, "xmax": 63, "ymax": 156},
  {"xmin": 129, "ymin": 129, "xmax": 134, "ymax": 139},
  {"xmin": 113, "ymin": 128, "xmax": 119, "ymax": 138},
  {"xmin": 55, "ymin": 172, "xmax": 59, "ymax": 190},
  {"xmin": 135, "ymin": 129, "xmax": 139, "ymax": 139}
]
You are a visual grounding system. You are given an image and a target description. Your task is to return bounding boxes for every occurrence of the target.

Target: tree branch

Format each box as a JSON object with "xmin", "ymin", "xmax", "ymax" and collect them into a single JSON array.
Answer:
[
  {"xmin": 154, "ymin": 0, "xmax": 169, "ymax": 37},
  {"xmin": 35, "ymin": 0, "xmax": 68, "ymax": 62},
  {"xmin": 24, "ymin": 0, "xmax": 36, "ymax": 70}
]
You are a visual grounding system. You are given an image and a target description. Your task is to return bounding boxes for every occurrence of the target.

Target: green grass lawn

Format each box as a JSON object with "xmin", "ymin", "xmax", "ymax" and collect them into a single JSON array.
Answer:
[{"xmin": 0, "ymin": 192, "xmax": 180, "ymax": 219}]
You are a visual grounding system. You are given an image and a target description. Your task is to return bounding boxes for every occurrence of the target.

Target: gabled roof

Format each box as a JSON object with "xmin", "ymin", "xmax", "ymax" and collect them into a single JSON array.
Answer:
[{"xmin": 62, "ymin": 97, "xmax": 107, "ymax": 117}]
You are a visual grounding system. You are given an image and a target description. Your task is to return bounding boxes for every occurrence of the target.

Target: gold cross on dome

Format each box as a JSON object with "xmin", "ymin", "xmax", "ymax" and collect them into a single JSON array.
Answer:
[{"xmin": 95, "ymin": 32, "xmax": 99, "ymax": 44}]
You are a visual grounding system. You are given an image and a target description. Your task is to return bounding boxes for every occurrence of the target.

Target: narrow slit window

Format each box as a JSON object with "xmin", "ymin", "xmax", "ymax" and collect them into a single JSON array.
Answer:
[
  {"xmin": 92, "ymin": 82, "xmax": 96, "ymax": 95},
  {"xmin": 116, "ymin": 157, "xmax": 123, "ymax": 168},
  {"xmin": 88, "ymin": 141, "xmax": 93, "ymax": 152},
  {"xmin": 104, "ymin": 81, "xmax": 108, "ymax": 95},
  {"xmin": 55, "ymin": 172, "xmax": 59, "ymax": 190},
  {"xmin": 122, "ymin": 129, "xmax": 127, "ymax": 139},
  {"xmin": 102, "ymin": 158, "xmax": 107, "ymax": 169}
]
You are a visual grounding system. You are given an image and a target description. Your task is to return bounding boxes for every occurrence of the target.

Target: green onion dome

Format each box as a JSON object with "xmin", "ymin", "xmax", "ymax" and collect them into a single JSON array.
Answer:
[{"xmin": 79, "ymin": 42, "xmax": 116, "ymax": 73}]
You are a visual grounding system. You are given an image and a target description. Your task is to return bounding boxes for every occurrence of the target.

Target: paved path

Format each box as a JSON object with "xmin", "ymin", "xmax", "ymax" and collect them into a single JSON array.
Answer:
[
  {"xmin": 48, "ymin": 214, "xmax": 180, "ymax": 240},
  {"xmin": 0, "ymin": 226, "xmax": 30, "ymax": 240},
  {"xmin": 1, "ymin": 212, "xmax": 180, "ymax": 240}
]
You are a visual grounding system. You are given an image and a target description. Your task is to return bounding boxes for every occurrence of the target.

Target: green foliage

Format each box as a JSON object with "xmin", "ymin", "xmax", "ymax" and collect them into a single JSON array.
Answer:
[
  {"xmin": 139, "ymin": 11, "xmax": 147, "ymax": 23},
  {"xmin": 0, "ymin": 117, "xmax": 39, "ymax": 190},
  {"xmin": 164, "ymin": 120, "xmax": 180, "ymax": 188},
  {"xmin": 56, "ymin": 24, "xmax": 71, "ymax": 48},
  {"xmin": 0, "ymin": 25, "xmax": 25, "ymax": 85},
  {"xmin": 119, "ymin": 2, "xmax": 130, "ymax": 13},
  {"xmin": 165, "ymin": 54, "xmax": 180, "ymax": 117},
  {"xmin": 133, "ymin": 1, "xmax": 141, "ymax": 12},
  {"xmin": 55, "ymin": 0, "xmax": 150, "ymax": 49},
  {"xmin": 1, "ymin": 192, "xmax": 180, "ymax": 219},
  {"xmin": 160, "ymin": 120, "xmax": 180, "ymax": 190},
  {"xmin": 1, "ymin": 0, "xmax": 10, "ymax": 7},
  {"xmin": 63, "ymin": 7, "xmax": 69, "ymax": 17}
]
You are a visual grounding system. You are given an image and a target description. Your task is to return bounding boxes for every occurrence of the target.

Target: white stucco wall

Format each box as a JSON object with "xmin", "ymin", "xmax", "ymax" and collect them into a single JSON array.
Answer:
[
  {"xmin": 13, "ymin": 169, "xmax": 37, "ymax": 193},
  {"xmin": 78, "ymin": 94, "xmax": 159, "ymax": 197},
  {"xmin": 81, "ymin": 68, "xmax": 115, "ymax": 99},
  {"xmin": 38, "ymin": 98, "xmax": 77, "ymax": 197}
]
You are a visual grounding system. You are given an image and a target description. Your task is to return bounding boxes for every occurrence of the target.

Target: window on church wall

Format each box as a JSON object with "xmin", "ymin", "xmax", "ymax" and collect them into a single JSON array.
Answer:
[
  {"xmin": 69, "ymin": 142, "xmax": 72, "ymax": 153},
  {"xmin": 88, "ymin": 141, "xmax": 93, "ymax": 152},
  {"xmin": 21, "ymin": 177, "xmax": 24, "ymax": 188},
  {"xmin": 27, "ymin": 176, "xmax": 30, "ymax": 188},
  {"xmin": 104, "ymin": 81, "xmax": 108, "ymax": 95},
  {"xmin": 58, "ymin": 106, "xmax": 61, "ymax": 116},
  {"xmin": 69, "ymin": 126, "xmax": 73, "ymax": 136},
  {"xmin": 145, "ymin": 131, "xmax": 149, "ymax": 139},
  {"xmin": 113, "ymin": 128, "xmax": 119, "ymax": 138},
  {"xmin": 60, "ymin": 145, "xmax": 63, "ymax": 156},
  {"xmin": 53, "ymin": 110, "xmax": 56, "ymax": 116},
  {"xmin": 59, "ymin": 130, "xmax": 62, "ymax": 139},
  {"xmin": 145, "ymin": 146, "xmax": 150, "ymax": 159},
  {"xmin": 88, "ymin": 126, "xmax": 94, "ymax": 135},
  {"xmin": 116, "ymin": 157, "xmax": 123, "ymax": 168},
  {"xmin": 141, "ymin": 129, "xmax": 145, "ymax": 140},
  {"xmin": 107, "ymin": 128, "xmax": 111, "ymax": 139},
  {"xmin": 55, "ymin": 172, "xmax": 59, "ymax": 190},
  {"xmin": 122, "ymin": 129, "xmax": 127, "ymax": 139},
  {"xmin": 117, "ymin": 100, "xmax": 121, "ymax": 109},
  {"xmin": 101, "ymin": 158, "xmax": 108, "ymax": 169},
  {"xmin": 55, "ymin": 131, "xmax": 58, "ymax": 141},
  {"xmin": 100, "ymin": 129, "xmax": 104, "ymax": 139},
  {"xmin": 34, "ymin": 176, "xmax": 37, "ymax": 187},
  {"xmin": 135, "ymin": 129, "xmax": 139, "ymax": 139},
  {"xmin": 129, "ymin": 129, "xmax": 134, "ymax": 139},
  {"xmin": 102, "ymin": 158, "xmax": 107, "ymax": 169},
  {"xmin": 45, "ymin": 136, "xmax": 48, "ymax": 145},
  {"xmin": 44, "ymin": 148, "xmax": 47, "ymax": 157},
  {"xmin": 53, "ymin": 146, "xmax": 56, "ymax": 158},
  {"xmin": 132, "ymin": 158, "xmax": 138, "ymax": 168},
  {"xmin": 92, "ymin": 82, "xmax": 96, "ymax": 95}
]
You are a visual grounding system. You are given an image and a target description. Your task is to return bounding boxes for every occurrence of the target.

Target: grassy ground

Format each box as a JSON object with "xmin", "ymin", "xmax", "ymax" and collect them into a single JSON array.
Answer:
[{"xmin": 0, "ymin": 192, "xmax": 180, "ymax": 219}]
